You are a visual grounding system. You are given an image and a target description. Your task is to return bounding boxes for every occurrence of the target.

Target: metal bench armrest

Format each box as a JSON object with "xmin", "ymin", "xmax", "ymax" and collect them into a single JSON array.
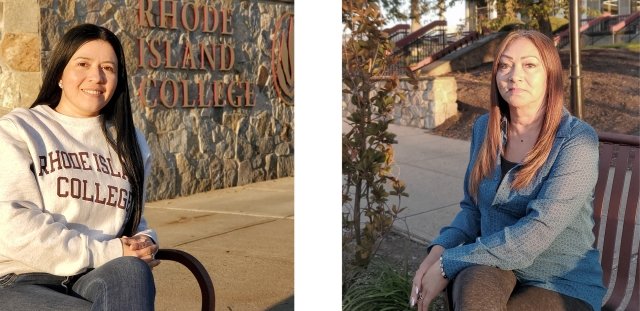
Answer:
[{"xmin": 155, "ymin": 249, "xmax": 215, "ymax": 311}]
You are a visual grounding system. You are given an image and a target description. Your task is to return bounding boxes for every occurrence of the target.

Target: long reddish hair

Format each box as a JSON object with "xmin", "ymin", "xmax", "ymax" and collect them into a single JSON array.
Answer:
[{"xmin": 469, "ymin": 30, "xmax": 564, "ymax": 200}]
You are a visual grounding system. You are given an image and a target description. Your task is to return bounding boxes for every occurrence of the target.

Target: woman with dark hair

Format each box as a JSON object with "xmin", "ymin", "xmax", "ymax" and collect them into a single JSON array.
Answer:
[
  {"xmin": 409, "ymin": 30, "xmax": 605, "ymax": 311},
  {"xmin": 0, "ymin": 24, "xmax": 157, "ymax": 310}
]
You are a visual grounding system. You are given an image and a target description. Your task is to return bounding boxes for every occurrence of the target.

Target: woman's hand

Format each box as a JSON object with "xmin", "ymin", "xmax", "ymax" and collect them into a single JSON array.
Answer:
[
  {"xmin": 410, "ymin": 245, "xmax": 446, "ymax": 309},
  {"xmin": 120, "ymin": 235, "xmax": 161, "ymax": 269},
  {"xmin": 416, "ymin": 262, "xmax": 449, "ymax": 310}
]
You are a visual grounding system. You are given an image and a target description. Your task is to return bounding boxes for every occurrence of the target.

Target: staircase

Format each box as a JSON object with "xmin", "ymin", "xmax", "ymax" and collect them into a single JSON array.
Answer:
[
  {"xmin": 554, "ymin": 13, "xmax": 640, "ymax": 48},
  {"xmin": 610, "ymin": 12, "xmax": 640, "ymax": 44},
  {"xmin": 384, "ymin": 21, "xmax": 489, "ymax": 76},
  {"xmin": 410, "ymin": 31, "xmax": 482, "ymax": 71}
]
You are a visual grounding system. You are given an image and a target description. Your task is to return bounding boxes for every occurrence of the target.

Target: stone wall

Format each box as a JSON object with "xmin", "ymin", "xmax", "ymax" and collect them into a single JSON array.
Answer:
[
  {"xmin": 0, "ymin": 0, "xmax": 294, "ymax": 201},
  {"xmin": 0, "ymin": 0, "xmax": 42, "ymax": 109},
  {"xmin": 342, "ymin": 77, "xmax": 458, "ymax": 130}
]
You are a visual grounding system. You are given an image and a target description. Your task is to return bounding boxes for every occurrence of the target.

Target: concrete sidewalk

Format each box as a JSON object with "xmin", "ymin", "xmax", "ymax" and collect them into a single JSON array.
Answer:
[
  {"xmin": 145, "ymin": 177, "xmax": 294, "ymax": 311},
  {"xmin": 387, "ymin": 123, "xmax": 471, "ymax": 245},
  {"xmin": 342, "ymin": 119, "xmax": 470, "ymax": 245}
]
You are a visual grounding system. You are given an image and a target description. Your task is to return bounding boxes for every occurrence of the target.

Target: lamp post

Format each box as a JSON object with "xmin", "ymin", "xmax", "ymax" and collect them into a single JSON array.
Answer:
[{"xmin": 569, "ymin": 0, "xmax": 583, "ymax": 119}]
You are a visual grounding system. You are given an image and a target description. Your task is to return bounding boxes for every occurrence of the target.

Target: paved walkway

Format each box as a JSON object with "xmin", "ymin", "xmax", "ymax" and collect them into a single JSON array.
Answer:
[
  {"xmin": 343, "ymin": 119, "xmax": 471, "ymax": 245},
  {"xmin": 146, "ymin": 177, "xmax": 294, "ymax": 311},
  {"xmin": 389, "ymin": 123, "xmax": 471, "ymax": 245}
]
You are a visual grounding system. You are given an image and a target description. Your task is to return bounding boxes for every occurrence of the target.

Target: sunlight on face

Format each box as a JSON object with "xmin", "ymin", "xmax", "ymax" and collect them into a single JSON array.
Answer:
[
  {"xmin": 496, "ymin": 38, "xmax": 547, "ymax": 111},
  {"xmin": 56, "ymin": 40, "xmax": 118, "ymax": 118}
]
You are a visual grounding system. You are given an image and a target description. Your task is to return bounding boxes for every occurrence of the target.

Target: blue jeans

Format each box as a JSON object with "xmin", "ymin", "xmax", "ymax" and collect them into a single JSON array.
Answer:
[{"xmin": 0, "ymin": 256, "xmax": 155, "ymax": 310}]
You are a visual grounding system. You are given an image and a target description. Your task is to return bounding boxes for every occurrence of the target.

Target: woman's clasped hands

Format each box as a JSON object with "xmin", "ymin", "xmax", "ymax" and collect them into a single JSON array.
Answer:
[
  {"xmin": 410, "ymin": 245, "xmax": 449, "ymax": 311},
  {"xmin": 120, "ymin": 235, "xmax": 161, "ymax": 269}
]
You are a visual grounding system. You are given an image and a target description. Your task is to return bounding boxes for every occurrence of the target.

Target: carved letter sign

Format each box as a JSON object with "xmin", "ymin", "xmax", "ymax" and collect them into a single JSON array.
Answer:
[{"xmin": 271, "ymin": 13, "xmax": 294, "ymax": 104}]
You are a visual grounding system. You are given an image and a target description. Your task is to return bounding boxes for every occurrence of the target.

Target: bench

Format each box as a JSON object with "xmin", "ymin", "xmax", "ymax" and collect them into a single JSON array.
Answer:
[{"xmin": 444, "ymin": 131, "xmax": 640, "ymax": 311}]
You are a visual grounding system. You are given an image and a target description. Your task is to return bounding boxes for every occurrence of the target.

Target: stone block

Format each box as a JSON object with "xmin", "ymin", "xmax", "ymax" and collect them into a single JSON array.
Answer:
[
  {"xmin": 257, "ymin": 138, "xmax": 274, "ymax": 155},
  {"xmin": 4, "ymin": 1, "xmax": 39, "ymax": 33},
  {"xmin": 153, "ymin": 110, "xmax": 183, "ymax": 132},
  {"xmin": 237, "ymin": 160, "xmax": 252, "ymax": 186},
  {"xmin": 252, "ymin": 168, "xmax": 266, "ymax": 183},
  {"xmin": 251, "ymin": 156, "xmax": 264, "ymax": 169},
  {"xmin": 0, "ymin": 33, "xmax": 41, "ymax": 72},
  {"xmin": 250, "ymin": 111, "xmax": 271, "ymax": 137},
  {"xmin": 149, "ymin": 153, "xmax": 179, "ymax": 200},
  {"xmin": 257, "ymin": 65, "xmax": 269, "ymax": 88},
  {"xmin": 194, "ymin": 158, "xmax": 209, "ymax": 180},
  {"xmin": 58, "ymin": 0, "xmax": 77, "ymax": 21},
  {"xmin": 0, "ymin": 72, "xmax": 20, "ymax": 108},
  {"xmin": 209, "ymin": 158, "xmax": 224, "ymax": 190},
  {"xmin": 274, "ymin": 142, "xmax": 290, "ymax": 156},
  {"xmin": 276, "ymin": 155, "xmax": 293, "ymax": 178},
  {"xmin": 265, "ymin": 154, "xmax": 277, "ymax": 180},
  {"xmin": 0, "ymin": 71, "xmax": 41, "ymax": 108},
  {"xmin": 223, "ymin": 159, "xmax": 238, "ymax": 188},
  {"xmin": 14, "ymin": 72, "xmax": 42, "ymax": 108},
  {"xmin": 167, "ymin": 129, "xmax": 188, "ymax": 153},
  {"xmin": 197, "ymin": 123, "xmax": 213, "ymax": 153},
  {"xmin": 236, "ymin": 137, "xmax": 254, "ymax": 161},
  {"xmin": 175, "ymin": 153, "xmax": 199, "ymax": 196},
  {"xmin": 85, "ymin": 12, "xmax": 100, "ymax": 24},
  {"xmin": 86, "ymin": 0, "xmax": 101, "ymax": 11}
]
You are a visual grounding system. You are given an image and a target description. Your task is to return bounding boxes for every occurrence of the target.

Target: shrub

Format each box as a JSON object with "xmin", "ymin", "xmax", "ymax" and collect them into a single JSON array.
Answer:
[{"xmin": 342, "ymin": 0, "xmax": 411, "ymax": 268}]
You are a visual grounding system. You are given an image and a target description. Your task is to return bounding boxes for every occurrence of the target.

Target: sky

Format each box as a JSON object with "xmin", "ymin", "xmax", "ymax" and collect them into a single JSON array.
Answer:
[{"xmin": 381, "ymin": 0, "xmax": 468, "ymax": 33}]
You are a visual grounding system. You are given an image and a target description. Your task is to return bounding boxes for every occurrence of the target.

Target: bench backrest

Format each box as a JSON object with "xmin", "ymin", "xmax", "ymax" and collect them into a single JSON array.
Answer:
[{"xmin": 593, "ymin": 132, "xmax": 639, "ymax": 311}]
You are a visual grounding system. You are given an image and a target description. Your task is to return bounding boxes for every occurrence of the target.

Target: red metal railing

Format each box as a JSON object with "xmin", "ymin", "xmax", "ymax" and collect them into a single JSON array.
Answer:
[
  {"xmin": 394, "ymin": 20, "xmax": 447, "ymax": 50},
  {"xmin": 409, "ymin": 31, "xmax": 481, "ymax": 71}
]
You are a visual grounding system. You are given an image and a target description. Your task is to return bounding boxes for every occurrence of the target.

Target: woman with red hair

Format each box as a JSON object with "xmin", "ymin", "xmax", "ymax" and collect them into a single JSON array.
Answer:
[{"xmin": 410, "ymin": 30, "xmax": 604, "ymax": 311}]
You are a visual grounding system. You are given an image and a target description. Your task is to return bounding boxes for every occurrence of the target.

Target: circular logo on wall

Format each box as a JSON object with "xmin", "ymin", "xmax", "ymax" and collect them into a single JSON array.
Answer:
[{"xmin": 271, "ymin": 12, "xmax": 294, "ymax": 104}]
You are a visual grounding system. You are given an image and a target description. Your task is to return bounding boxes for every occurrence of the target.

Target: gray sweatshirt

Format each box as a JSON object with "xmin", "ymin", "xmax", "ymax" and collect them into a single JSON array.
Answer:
[{"xmin": 0, "ymin": 105, "xmax": 157, "ymax": 277}]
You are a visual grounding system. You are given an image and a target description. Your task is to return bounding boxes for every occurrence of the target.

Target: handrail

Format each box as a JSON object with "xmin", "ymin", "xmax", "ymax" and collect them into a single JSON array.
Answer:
[
  {"xmin": 554, "ymin": 12, "xmax": 612, "ymax": 47},
  {"xmin": 382, "ymin": 24, "xmax": 409, "ymax": 35},
  {"xmin": 410, "ymin": 31, "xmax": 481, "ymax": 71},
  {"xmin": 395, "ymin": 20, "xmax": 447, "ymax": 49},
  {"xmin": 611, "ymin": 11, "xmax": 640, "ymax": 33}
]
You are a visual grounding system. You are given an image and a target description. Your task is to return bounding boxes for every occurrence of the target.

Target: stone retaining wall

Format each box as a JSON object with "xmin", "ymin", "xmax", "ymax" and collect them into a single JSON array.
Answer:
[
  {"xmin": 343, "ymin": 77, "xmax": 458, "ymax": 130},
  {"xmin": 0, "ymin": 0, "xmax": 294, "ymax": 201}
]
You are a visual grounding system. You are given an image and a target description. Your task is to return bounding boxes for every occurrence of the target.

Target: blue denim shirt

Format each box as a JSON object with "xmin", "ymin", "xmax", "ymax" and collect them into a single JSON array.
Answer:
[{"xmin": 432, "ymin": 110, "xmax": 605, "ymax": 310}]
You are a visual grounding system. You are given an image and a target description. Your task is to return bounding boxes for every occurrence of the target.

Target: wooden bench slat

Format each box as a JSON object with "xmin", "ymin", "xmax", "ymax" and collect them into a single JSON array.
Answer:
[
  {"xmin": 603, "ymin": 146, "xmax": 639, "ymax": 310},
  {"xmin": 600, "ymin": 144, "xmax": 630, "ymax": 287},
  {"xmin": 593, "ymin": 143, "xmax": 614, "ymax": 245},
  {"xmin": 631, "ymin": 255, "xmax": 640, "ymax": 311},
  {"xmin": 623, "ymin": 148, "xmax": 639, "ymax": 311}
]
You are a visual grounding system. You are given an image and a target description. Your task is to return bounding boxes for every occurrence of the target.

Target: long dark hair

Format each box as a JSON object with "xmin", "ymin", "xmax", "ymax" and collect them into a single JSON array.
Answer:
[{"xmin": 31, "ymin": 24, "xmax": 144, "ymax": 237}]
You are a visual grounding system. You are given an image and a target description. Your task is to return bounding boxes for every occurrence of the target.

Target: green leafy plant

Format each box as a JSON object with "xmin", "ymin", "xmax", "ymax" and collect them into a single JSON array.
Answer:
[
  {"xmin": 343, "ymin": 260, "xmax": 413, "ymax": 311},
  {"xmin": 342, "ymin": 0, "xmax": 411, "ymax": 268}
]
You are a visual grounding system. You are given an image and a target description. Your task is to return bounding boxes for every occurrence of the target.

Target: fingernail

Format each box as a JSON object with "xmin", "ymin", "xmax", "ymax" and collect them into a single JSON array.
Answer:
[
  {"xmin": 415, "ymin": 286, "xmax": 419, "ymax": 295},
  {"xmin": 410, "ymin": 297, "xmax": 415, "ymax": 307}
]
